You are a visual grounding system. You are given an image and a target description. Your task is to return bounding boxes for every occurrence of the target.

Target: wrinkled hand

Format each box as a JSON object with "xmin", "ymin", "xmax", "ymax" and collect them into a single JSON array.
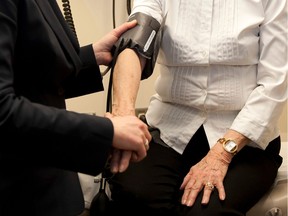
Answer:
[
  {"xmin": 92, "ymin": 20, "xmax": 137, "ymax": 65},
  {"xmin": 180, "ymin": 147, "xmax": 231, "ymax": 206},
  {"xmin": 105, "ymin": 112, "xmax": 151, "ymax": 173}
]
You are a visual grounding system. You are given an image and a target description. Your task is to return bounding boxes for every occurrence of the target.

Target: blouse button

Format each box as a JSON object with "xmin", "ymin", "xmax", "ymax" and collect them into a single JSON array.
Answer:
[{"xmin": 201, "ymin": 50, "xmax": 208, "ymax": 58}]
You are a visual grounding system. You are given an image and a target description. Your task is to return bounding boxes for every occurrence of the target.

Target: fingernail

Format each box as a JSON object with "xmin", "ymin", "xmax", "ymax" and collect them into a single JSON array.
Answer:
[
  {"xmin": 119, "ymin": 165, "xmax": 125, "ymax": 173},
  {"xmin": 111, "ymin": 166, "xmax": 118, "ymax": 174}
]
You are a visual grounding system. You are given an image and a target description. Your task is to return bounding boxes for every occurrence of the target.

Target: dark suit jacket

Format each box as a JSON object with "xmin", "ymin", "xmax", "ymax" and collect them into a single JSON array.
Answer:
[{"xmin": 0, "ymin": 0, "xmax": 113, "ymax": 215}]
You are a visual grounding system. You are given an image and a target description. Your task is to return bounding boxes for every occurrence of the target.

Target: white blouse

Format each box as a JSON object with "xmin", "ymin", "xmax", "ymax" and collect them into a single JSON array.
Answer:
[{"xmin": 131, "ymin": 0, "xmax": 287, "ymax": 154}]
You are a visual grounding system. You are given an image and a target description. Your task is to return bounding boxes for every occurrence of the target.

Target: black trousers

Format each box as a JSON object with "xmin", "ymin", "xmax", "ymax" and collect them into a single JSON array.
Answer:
[{"xmin": 108, "ymin": 125, "xmax": 282, "ymax": 216}]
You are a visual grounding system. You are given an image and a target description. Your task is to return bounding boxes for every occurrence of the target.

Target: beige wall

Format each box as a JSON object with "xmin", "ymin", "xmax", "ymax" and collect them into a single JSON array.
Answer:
[
  {"xmin": 57, "ymin": 0, "xmax": 156, "ymax": 113},
  {"xmin": 57, "ymin": 0, "xmax": 130, "ymax": 115},
  {"xmin": 58, "ymin": 0, "xmax": 287, "ymax": 141}
]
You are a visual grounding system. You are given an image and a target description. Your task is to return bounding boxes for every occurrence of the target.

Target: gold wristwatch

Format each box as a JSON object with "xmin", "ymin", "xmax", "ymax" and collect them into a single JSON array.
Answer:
[{"xmin": 217, "ymin": 138, "xmax": 238, "ymax": 155}]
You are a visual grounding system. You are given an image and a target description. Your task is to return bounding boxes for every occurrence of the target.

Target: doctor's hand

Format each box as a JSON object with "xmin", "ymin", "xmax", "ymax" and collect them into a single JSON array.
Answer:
[
  {"xmin": 105, "ymin": 112, "xmax": 151, "ymax": 173},
  {"xmin": 92, "ymin": 20, "xmax": 137, "ymax": 66}
]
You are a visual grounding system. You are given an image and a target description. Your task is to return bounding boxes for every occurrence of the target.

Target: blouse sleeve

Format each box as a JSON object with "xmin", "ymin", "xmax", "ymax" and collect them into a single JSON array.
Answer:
[{"xmin": 231, "ymin": 0, "xmax": 287, "ymax": 148}]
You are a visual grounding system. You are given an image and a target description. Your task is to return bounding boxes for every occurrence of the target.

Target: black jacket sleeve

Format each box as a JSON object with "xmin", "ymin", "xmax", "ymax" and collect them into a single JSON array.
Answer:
[
  {"xmin": 64, "ymin": 45, "xmax": 104, "ymax": 99},
  {"xmin": 0, "ymin": 0, "xmax": 113, "ymax": 176}
]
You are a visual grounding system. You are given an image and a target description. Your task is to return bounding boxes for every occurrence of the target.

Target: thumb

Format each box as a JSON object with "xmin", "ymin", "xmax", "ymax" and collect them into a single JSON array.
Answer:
[{"xmin": 105, "ymin": 112, "xmax": 113, "ymax": 118}]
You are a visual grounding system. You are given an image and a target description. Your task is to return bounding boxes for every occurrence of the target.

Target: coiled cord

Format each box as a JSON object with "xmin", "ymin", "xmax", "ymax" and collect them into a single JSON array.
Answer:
[{"xmin": 61, "ymin": 0, "xmax": 78, "ymax": 40}]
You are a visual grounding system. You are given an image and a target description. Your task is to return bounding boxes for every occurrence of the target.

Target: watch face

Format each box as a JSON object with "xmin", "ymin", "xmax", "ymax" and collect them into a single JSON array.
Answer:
[{"xmin": 225, "ymin": 140, "xmax": 237, "ymax": 152}]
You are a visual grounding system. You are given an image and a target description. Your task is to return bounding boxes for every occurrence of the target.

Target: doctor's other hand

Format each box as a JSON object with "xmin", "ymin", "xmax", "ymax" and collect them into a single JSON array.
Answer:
[
  {"xmin": 92, "ymin": 20, "xmax": 137, "ymax": 66},
  {"xmin": 106, "ymin": 113, "xmax": 151, "ymax": 172}
]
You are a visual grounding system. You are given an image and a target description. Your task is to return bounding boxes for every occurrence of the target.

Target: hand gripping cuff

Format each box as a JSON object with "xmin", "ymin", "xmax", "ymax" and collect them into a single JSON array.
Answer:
[
  {"xmin": 106, "ymin": 13, "xmax": 165, "ymax": 112},
  {"xmin": 113, "ymin": 12, "xmax": 165, "ymax": 80}
]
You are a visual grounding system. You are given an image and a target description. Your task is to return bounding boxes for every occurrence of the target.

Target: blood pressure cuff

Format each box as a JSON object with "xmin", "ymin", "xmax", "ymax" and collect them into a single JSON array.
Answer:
[{"xmin": 113, "ymin": 12, "xmax": 165, "ymax": 80}]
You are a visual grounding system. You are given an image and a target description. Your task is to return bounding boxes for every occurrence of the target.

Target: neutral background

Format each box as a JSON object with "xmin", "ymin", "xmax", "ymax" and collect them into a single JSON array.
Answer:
[{"xmin": 57, "ymin": 0, "xmax": 287, "ymax": 142}]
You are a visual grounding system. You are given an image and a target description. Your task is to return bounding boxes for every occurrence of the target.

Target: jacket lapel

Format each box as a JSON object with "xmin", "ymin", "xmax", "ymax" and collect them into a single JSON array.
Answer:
[{"xmin": 35, "ymin": 0, "xmax": 82, "ymax": 73}]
